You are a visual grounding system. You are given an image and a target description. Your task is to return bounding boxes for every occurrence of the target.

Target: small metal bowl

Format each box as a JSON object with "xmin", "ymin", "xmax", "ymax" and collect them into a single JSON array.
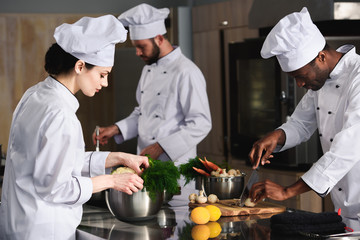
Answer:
[
  {"xmin": 203, "ymin": 175, "xmax": 245, "ymax": 200},
  {"xmin": 105, "ymin": 188, "xmax": 164, "ymax": 222}
]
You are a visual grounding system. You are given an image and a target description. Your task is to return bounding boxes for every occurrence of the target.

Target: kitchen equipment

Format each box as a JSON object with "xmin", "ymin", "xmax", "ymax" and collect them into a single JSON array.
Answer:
[
  {"xmin": 105, "ymin": 188, "xmax": 164, "ymax": 222},
  {"xmin": 203, "ymin": 175, "xmax": 245, "ymax": 200},
  {"xmin": 189, "ymin": 199, "xmax": 286, "ymax": 216},
  {"xmin": 239, "ymin": 168, "xmax": 259, "ymax": 207},
  {"xmin": 95, "ymin": 126, "xmax": 100, "ymax": 152}
]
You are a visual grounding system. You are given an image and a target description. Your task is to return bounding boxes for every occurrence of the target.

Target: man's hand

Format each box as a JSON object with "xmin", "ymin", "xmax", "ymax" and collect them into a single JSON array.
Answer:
[
  {"xmin": 92, "ymin": 124, "xmax": 120, "ymax": 146},
  {"xmin": 248, "ymin": 129, "xmax": 286, "ymax": 169},
  {"xmin": 112, "ymin": 173, "xmax": 144, "ymax": 195},
  {"xmin": 140, "ymin": 142, "xmax": 164, "ymax": 160},
  {"xmin": 249, "ymin": 178, "xmax": 311, "ymax": 203}
]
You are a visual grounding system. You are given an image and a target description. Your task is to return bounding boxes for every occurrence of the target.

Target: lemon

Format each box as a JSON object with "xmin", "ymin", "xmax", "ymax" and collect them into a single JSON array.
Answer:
[
  {"xmin": 191, "ymin": 224, "xmax": 210, "ymax": 240},
  {"xmin": 190, "ymin": 207, "xmax": 210, "ymax": 224},
  {"xmin": 205, "ymin": 205, "xmax": 222, "ymax": 221},
  {"xmin": 206, "ymin": 221, "xmax": 222, "ymax": 238}
]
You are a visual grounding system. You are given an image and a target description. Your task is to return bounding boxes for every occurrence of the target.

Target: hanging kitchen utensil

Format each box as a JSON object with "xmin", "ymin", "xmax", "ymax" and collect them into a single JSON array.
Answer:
[{"xmin": 95, "ymin": 126, "xmax": 100, "ymax": 152}]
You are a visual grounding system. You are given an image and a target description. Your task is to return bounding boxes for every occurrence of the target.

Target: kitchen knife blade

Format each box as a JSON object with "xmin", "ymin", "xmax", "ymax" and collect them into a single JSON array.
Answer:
[{"xmin": 239, "ymin": 167, "xmax": 259, "ymax": 207}]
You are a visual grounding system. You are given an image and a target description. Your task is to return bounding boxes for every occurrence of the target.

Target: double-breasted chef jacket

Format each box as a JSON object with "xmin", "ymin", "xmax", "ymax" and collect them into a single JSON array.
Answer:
[
  {"xmin": 0, "ymin": 77, "xmax": 110, "ymax": 239},
  {"xmin": 114, "ymin": 46, "xmax": 212, "ymax": 165},
  {"xmin": 278, "ymin": 45, "xmax": 360, "ymax": 218}
]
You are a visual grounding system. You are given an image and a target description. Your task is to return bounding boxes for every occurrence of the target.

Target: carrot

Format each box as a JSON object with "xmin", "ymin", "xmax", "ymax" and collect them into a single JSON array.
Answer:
[
  {"xmin": 204, "ymin": 157, "xmax": 222, "ymax": 173},
  {"xmin": 198, "ymin": 157, "xmax": 212, "ymax": 172},
  {"xmin": 193, "ymin": 167, "xmax": 211, "ymax": 176}
]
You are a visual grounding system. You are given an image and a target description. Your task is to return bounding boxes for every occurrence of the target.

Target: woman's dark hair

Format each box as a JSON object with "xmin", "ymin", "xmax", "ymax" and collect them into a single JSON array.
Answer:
[{"xmin": 44, "ymin": 43, "xmax": 94, "ymax": 75}]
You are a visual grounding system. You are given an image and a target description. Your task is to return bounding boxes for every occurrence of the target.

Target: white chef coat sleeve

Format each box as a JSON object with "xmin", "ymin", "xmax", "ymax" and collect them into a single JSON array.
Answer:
[
  {"xmin": 302, "ymin": 81, "xmax": 360, "ymax": 195},
  {"xmin": 82, "ymin": 151, "xmax": 111, "ymax": 177},
  {"xmin": 33, "ymin": 110, "xmax": 92, "ymax": 206},
  {"xmin": 114, "ymin": 83, "xmax": 142, "ymax": 143},
  {"xmin": 157, "ymin": 68, "xmax": 212, "ymax": 160},
  {"xmin": 277, "ymin": 91, "xmax": 318, "ymax": 152}
]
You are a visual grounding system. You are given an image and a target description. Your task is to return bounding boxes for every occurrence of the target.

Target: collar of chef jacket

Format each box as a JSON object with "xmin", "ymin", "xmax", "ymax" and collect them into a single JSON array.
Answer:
[
  {"xmin": 154, "ymin": 46, "xmax": 181, "ymax": 67},
  {"xmin": 329, "ymin": 45, "xmax": 357, "ymax": 81},
  {"xmin": 47, "ymin": 76, "xmax": 80, "ymax": 113}
]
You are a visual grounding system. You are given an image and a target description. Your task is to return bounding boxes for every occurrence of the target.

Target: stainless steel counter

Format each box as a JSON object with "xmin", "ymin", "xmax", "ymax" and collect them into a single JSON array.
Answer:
[
  {"xmin": 77, "ymin": 204, "xmax": 278, "ymax": 240},
  {"xmin": 77, "ymin": 204, "xmax": 360, "ymax": 240}
]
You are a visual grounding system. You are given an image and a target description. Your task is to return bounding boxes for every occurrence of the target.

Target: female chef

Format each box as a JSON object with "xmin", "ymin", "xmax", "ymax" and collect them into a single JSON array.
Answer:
[{"xmin": 0, "ymin": 15, "xmax": 149, "ymax": 239}]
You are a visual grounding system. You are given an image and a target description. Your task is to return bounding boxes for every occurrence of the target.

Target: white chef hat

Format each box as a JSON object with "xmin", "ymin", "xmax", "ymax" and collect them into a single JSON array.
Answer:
[
  {"xmin": 54, "ymin": 15, "xmax": 127, "ymax": 67},
  {"xmin": 260, "ymin": 7, "xmax": 326, "ymax": 72},
  {"xmin": 117, "ymin": 3, "xmax": 169, "ymax": 40}
]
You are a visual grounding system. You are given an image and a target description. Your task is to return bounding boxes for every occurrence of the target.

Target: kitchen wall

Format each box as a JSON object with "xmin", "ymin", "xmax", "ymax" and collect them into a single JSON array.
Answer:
[{"xmin": 0, "ymin": 0, "xmax": 228, "ymax": 154}]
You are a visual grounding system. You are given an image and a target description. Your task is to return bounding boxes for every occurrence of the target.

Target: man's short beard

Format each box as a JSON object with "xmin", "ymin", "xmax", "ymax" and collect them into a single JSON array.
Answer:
[{"xmin": 145, "ymin": 38, "xmax": 161, "ymax": 65}]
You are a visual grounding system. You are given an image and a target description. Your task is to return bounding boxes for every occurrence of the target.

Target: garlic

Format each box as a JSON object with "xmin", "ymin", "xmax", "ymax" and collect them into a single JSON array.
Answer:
[
  {"xmin": 228, "ymin": 169, "xmax": 237, "ymax": 176},
  {"xmin": 244, "ymin": 197, "xmax": 256, "ymax": 207},
  {"xmin": 196, "ymin": 190, "xmax": 207, "ymax": 204},
  {"xmin": 207, "ymin": 194, "xmax": 219, "ymax": 204},
  {"xmin": 189, "ymin": 193, "xmax": 197, "ymax": 203},
  {"xmin": 219, "ymin": 169, "xmax": 228, "ymax": 177}
]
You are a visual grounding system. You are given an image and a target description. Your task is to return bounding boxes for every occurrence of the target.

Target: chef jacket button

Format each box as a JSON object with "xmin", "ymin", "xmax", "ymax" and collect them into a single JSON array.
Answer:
[
  {"xmin": 163, "ymin": 71, "xmax": 167, "ymax": 74},
  {"xmin": 147, "ymin": 69, "xmax": 151, "ymax": 72},
  {"xmin": 139, "ymin": 112, "xmax": 142, "ymax": 115},
  {"xmin": 141, "ymin": 91, "xmax": 144, "ymax": 94},
  {"xmin": 330, "ymin": 138, "xmax": 333, "ymax": 142},
  {"xmin": 328, "ymin": 111, "xmax": 332, "ymax": 114},
  {"xmin": 319, "ymin": 133, "xmax": 322, "ymax": 137},
  {"xmin": 157, "ymin": 92, "xmax": 160, "ymax": 95},
  {"xmin": 336, "ymin": 85, "xmax": 340, "ymax": 88},
  {"xmin": 338, "ymin": 188, "xmax": 342, "ymax": 191},
  {"xmin": 152, "ymin": 137, "xmax": 155, "ymax": 140},
  {"xmin": 155, "ymin": 115, "xmax": 159, "ymax": 118},
  {"xmin": 317, "ymin": 107, "xmax": 320, "ymax": 110}
]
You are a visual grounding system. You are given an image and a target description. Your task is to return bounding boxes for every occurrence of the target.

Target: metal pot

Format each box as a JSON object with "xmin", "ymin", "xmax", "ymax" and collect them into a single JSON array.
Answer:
[
  {"xmin": 203, "ymin": 175, "xmax": 245, "ymax": 200},
  {"xmin": 105, "ymin": 188, "xmax": 164, "ymax": 222}
]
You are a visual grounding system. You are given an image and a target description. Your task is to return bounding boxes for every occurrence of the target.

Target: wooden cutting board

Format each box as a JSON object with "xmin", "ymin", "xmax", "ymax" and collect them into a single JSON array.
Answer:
[{"xmin": 188, "ymin": 199, "xmax": 286, "ymax": 217}]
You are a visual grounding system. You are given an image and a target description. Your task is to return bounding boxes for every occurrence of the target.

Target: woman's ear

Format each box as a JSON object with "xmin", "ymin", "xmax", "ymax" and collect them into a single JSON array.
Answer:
[{"xmin": 74, "ymin": 60, "xmax": 85, "ymax": 74}]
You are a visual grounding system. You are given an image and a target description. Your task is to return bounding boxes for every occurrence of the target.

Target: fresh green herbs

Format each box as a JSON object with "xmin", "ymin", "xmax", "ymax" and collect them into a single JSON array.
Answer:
[
  {"xmin": 141, "ymin": 156, "xmax": 180, "ymax": 200},
  {"xmin": 178, "ymin": 157, "xmax": 208, "ymax": 185}
]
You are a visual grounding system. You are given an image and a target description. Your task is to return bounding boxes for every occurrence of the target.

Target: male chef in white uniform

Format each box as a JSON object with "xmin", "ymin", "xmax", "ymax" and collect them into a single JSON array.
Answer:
[
  {"xmin": 94, "ymin": 4, "xmax": 212, "ymax": 206},
  {"xmin": 248, "ymin": 7, "xmax": 360, "ymax": 220}
]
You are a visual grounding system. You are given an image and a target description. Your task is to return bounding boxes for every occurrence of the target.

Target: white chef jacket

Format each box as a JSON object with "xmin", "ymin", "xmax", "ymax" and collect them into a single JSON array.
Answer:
[
  {"xmin": 0, "ymin": 77, "xmax": 110, "ymax": 240},
  {"xmin": 115, "ymin": 46, "xmax": 212, "ymax": 165},
  {"xmin": 278, "ymin": 45, "xmax": 360, "ymax": 218}
]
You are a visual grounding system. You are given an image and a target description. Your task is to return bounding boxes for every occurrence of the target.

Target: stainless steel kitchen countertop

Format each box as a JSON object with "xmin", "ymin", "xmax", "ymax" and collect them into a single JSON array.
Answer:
[
  {"xmin": 77, "ymin": 204, "xmax": 360, "ymax": 240},
  {"xmin": 77, "ymin": 204, "xmax": 277, "ymax": 240}
]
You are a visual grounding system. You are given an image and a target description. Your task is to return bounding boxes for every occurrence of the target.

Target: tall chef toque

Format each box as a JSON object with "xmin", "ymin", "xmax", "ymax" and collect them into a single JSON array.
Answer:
[
  {"xmin": 117, "ymin": 3, "xmax": 169, "ymax": 40},
  {"xmin": 260, "ymin": 7, "xmax": 326, "ymax": 72},
  {"xmin": 54, "ymin": 15, "xmax": 127, "ymax": 67}
]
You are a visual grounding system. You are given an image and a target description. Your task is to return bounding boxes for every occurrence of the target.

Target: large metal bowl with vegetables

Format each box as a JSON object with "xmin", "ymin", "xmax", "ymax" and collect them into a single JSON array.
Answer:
[
  {"xmin": 106, "ymin": 158, "xmax": 180, "ymax": 221},
  {"xmin": 179, "ymin": 157, "xmax": 245, "ymax": 200}
]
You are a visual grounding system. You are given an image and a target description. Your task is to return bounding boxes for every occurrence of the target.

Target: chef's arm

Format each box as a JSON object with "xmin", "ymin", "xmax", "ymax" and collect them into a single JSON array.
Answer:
[
  {"xmin": 91, "ymin": 174, "xmax": 144, "ymax": 195},
  {"xmin": 250, "ymin": 178, "xmax": 311, "ymax": 203},
  {"xmin": 248, "ymin": 129, "xmax": 286, "ymax": 169},
  {"xmin": 92, "ymin": 124, "xmax": 120, "ymax": 145}
]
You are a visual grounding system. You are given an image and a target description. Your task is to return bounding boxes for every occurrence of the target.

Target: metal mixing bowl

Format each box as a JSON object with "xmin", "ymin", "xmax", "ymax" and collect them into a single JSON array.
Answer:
[
  {"xmin": 203, "ymin": 175, "xmax": 245, "ymax": 200},
  {"xmin": 105, "ymin": 188, "xmax": 164, "ymax": 222}
]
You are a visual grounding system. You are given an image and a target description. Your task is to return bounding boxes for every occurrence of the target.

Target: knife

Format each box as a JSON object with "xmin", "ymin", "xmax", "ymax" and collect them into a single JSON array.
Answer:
[{"xmin": 239, "ymin": 167, "xmax": 259, "ymax": 207}]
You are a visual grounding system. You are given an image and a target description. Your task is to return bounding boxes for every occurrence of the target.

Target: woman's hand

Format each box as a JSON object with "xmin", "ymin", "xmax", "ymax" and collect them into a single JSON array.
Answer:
[
  {"xmin": 106, "ymin": 152, "xmax": 149, "ymax": 174},
  {"xmin": 112, "ymin": 173, "xmax": 144, "ymax": 195}
]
